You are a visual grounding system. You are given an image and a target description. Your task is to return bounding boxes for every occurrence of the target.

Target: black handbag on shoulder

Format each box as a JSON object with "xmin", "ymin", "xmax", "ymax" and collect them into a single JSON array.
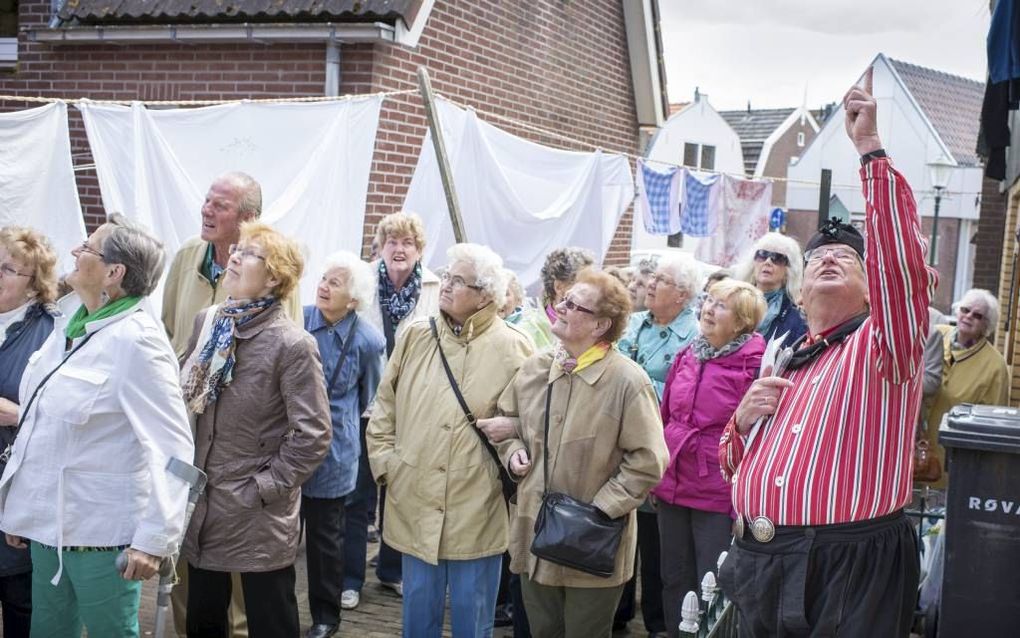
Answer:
[
  {"xmin": 429, "ymin": 318, "xmax": 516, "ymax": 502},
  {"xmin": 530, "ymin": 383, "xmax": 626, "ymax": 578}
]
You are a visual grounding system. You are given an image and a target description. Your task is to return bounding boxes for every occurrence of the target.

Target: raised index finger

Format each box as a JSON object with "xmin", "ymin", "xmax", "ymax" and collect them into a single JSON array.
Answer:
[{"xmin": 861, "ymin": 66, "xmax": 873, "ymax": 95}]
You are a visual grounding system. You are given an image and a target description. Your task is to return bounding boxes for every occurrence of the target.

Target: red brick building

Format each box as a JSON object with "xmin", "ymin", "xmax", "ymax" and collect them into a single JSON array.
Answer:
[{"xmin": 1, "ymin": 0, "xmax": 667, "ymax": 264}]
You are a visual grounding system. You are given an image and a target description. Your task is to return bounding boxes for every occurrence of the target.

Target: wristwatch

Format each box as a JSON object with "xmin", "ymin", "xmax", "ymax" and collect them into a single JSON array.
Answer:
[{"xmin": 859, "ymin": 148, "xmax": 888, "ymax": 165}]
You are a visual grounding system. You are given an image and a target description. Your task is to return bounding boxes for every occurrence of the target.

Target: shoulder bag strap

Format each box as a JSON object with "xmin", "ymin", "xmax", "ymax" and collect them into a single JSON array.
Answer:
[
  {"xmin": 429, "ymin": 317, "xmax": 505, "ymax": 472},
  {"xmin": 542, "ymin": 381, "xmax": 553, "ymax": 496},
  {"xmin": 325, "ymin": 315, "xmax": 359, "ymax": 399},
  {"xmin": 627, "ymin": 321, "xmax": 650, "ymax": 362}
]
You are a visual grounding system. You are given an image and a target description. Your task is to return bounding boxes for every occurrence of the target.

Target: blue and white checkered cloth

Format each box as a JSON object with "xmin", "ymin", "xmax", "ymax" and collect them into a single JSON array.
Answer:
[
  {"xmin": 680, "ymin": 170, "xmax": 720, "ymax": 237},
  {"xmin": 638, "ymin": 160, "xmax": 681, "ymax": 235}
]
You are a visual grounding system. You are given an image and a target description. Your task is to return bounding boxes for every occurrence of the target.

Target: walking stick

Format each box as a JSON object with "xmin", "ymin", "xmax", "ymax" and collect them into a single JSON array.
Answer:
[{"xmin": 117, "ymin": 457, "xmax": 208, "ymax": 638}]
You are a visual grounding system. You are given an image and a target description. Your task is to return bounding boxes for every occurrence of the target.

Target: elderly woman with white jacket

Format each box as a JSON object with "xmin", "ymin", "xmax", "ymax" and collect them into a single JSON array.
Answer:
[{"xmin": 0, "ymin": 214, "xmax": 194, "ymax": 638}]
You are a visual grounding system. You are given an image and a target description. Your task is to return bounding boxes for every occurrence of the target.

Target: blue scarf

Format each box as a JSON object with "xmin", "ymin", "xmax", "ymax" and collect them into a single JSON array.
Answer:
[
  {"xmin": 378, "ymin": 260, "xmax": 422, "ymax": 326},
  {"xmin": 757, "ymin": 288, "xmax": 786, "ymax": 335},
  {"xmin": 182, "ymin": 296, "xmax": 276, "ymax": 414}
]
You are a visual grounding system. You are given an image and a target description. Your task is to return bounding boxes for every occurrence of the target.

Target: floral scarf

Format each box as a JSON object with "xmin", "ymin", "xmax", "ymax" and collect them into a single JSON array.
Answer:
[
  {"xmin": 378, "ymin": 260, "xmax": 422, "ymax": 326},
  {"xmin": 181, "ymin": 296, "xmax": 276, "ymax": 414},
  {"xmin": 693, "ymin": 333, "xmax": 752, "ymax": 362}
]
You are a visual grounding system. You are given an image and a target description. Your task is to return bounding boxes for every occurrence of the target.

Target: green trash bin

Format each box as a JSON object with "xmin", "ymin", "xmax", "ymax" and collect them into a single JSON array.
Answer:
[{"xmin": 938, "ymin": 403, "xmax": 1020, "ymax": 637}]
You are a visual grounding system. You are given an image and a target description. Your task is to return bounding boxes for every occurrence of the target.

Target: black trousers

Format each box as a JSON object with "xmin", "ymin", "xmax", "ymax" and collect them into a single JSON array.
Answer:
[
  {"xmin": 0, "ymin": 571, "xmax": 31, "ymax": 638},
  {"xmin": 302, "ymin": 495, "xmax": 346, "ymax": 626},
  {"xmin": 718, "ymin": 510, "xmax": 919, "ymax": 638},
  {"xmin": 614, "ymin": 510, "xmax": 665, "ymax": 633},
  {"xmin": 187, "ymin": 564, "xmax": 299, "ymax": 638}
]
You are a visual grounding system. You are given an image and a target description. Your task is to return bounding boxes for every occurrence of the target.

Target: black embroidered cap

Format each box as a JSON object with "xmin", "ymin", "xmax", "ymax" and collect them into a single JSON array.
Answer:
[{"xmin": 804, "ymin": 217, "xmax": 865, "ymax": 260}]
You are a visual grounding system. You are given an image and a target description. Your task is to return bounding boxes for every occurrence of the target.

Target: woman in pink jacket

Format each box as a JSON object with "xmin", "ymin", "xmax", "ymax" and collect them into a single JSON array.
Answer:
[{"xmin": 653, "ymin": 279, "xmax": 765, "ymax": 637}]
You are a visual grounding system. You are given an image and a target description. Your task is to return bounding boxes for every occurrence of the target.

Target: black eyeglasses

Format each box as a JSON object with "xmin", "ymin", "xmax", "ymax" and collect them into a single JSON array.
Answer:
[
  {"xmin": 959, "ymin": 306, "xmax": 986, "ymax": 321},
  {"xmin": 562, "ymin": 296, "xmax": 595, "ymax": 315},
  {"xmin": 754, "ymin": 249, "xmax": 790, "ymax": 266}
]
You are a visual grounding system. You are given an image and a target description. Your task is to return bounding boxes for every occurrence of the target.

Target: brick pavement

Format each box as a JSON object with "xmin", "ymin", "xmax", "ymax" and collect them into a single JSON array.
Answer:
[{"xmin": 136, "ymin": 539, "xmax": 521, "ymax": 638}]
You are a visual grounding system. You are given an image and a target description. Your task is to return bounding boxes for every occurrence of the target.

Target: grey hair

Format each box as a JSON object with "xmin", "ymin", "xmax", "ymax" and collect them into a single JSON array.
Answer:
[
  {"xmin": 322, "ymin": 250, "xmax": 376, "ymax": 309},
  {"xmin": 446, "ymin": 243, "xmax": 507, "ymax": 302},
  {"xmin": 503, "ymin": 268, "xmax": 525, "ymax": 310},
  {"xmin": 953, "ymin": 288, "xmax": 1000, "ymax": 338},
  {"xmin": 217, "ymin": 171, "xmax": 262, "ymax": 219},
  {"xmin": 732, "ymin": 232, "xmax": 804, "ymax": 302},
  {"xmin": 636, "ymin": 256, "xmax": 658, "ymax": 276},
  {"xmin": 102, "ymin": 213, "xmax": 166, "ymax": 297},
  {"xmin": 656, "ymin": 254, "xmax": 703, "ymax": 301},
  {"xmin": 540, "ymin": 246, "xmax": 595, "ymax": 304}
]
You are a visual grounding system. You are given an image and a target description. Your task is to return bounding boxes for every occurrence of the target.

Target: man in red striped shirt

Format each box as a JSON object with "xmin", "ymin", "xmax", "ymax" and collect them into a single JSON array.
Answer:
[{"xmin": 716, "ymin": 67, "xmax": 939, "ymax": 637}]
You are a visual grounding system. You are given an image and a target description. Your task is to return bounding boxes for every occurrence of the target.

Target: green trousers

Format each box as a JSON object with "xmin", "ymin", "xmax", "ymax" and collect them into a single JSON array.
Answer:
[
  {"xmin": 520, "ymin": 573, "xmax": 625, "ymax": 638},
  {"xmin": 30, "ymin": 542, "xmax": 141, "ymax": 638}
]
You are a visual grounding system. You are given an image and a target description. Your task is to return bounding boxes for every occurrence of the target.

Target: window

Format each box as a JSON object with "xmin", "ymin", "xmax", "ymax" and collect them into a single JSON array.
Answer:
[
  {"xmin": 683, "ymin": 143, "xmax": 699, "ymax": 168},
  {"xmin": 682, "ymin": 142, "xmax": 716, "ymax": 170},
  {"xmin": 700, "ymin": 145, "xmax": 716, "ymax": 170},
  {"xmin": 797, "ymin": 131, "xmax": 805, "ymax": 147},
  {"xmin": 0, "ymin": 0, "xmax": 16, "ymax": 69}
]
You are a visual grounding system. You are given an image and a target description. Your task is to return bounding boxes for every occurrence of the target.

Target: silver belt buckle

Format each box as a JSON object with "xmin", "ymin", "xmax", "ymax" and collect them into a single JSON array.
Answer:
[
  {"xmin": 750, "ymin": 516, "xmax": 776, "ymax": 543},
  {"xmin": 734, "ymin": 514, "xmax": 745, "ymax": 539}
]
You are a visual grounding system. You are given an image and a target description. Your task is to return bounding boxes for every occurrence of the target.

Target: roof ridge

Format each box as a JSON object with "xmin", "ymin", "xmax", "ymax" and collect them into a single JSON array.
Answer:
[{"xmin": 887, "ymin": 57, "xmax": 983, "ymax": 87}]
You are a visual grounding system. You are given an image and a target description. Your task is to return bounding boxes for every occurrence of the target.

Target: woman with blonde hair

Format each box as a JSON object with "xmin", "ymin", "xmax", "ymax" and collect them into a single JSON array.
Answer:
[
  {"xmin": 181, "ymin": 223, "xmax": 331, "ymax": 637},
  {"xmin": 654, "ymin": 279, "xmax": 765, "ymax": 637},
  {"xmin": 732, "ymin": 232, "xmax": 806, "ymax": 343},
  {"xmin": 0, "ymin": 226, "xmax": 60, "ymax": 636}
]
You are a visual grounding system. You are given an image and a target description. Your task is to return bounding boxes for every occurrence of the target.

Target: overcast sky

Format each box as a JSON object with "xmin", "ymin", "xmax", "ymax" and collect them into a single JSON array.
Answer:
[{"xmin": 659, "ymin": 0, "xmax": 991, "ymax": 111}]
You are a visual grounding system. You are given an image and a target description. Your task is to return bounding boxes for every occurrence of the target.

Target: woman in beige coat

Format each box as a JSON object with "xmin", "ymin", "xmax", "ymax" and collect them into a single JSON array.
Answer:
[
  {"xmin": 496, "ymin": 269, "xmax": 668, "ymax": 638},
  {"xmin": 180, "ymin": 223, "xmax": 331, "ymax": 638},
  {"xmin": 367, "ymin": 243, "xmax": 532, "ymax": 638}
]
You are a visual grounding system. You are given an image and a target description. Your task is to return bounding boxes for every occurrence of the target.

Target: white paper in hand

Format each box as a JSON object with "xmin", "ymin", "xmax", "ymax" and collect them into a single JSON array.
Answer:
[{"xmin": 746, "ymin": 332, "xmax": 793, "ymax": 448}]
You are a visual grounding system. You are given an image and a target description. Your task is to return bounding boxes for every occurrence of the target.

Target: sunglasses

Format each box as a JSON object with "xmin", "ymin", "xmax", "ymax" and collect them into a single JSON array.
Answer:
[
  {"xmin": 562, "ymin": 296, "xmax": 595, "ymax": 315},
  {"xmin": 754, "ymin": 249, "xmax": 790, "ymax": 266},
  {"xmin": 959, "ymin": 306, "xmax": 986, "ymax": 322}
]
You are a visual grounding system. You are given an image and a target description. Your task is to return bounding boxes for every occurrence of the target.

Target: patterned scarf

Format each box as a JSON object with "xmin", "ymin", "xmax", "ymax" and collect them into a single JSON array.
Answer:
[
  {"xmin": 378, "ymin": 260, "xmax": 422, "ymax": 326},
  {"xmin": 693, "ymin": 333, "xmax": 752, "ymax": 362},
  {"xmin": 181, "ymin": 296, "xmax": 276, "ymax": 414}
]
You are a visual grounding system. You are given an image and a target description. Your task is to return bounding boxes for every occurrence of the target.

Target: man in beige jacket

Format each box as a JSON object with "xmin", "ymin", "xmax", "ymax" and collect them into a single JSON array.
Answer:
[{"xmin": 367, "ymin": 244, "xmax": 533, "ymax": 637}]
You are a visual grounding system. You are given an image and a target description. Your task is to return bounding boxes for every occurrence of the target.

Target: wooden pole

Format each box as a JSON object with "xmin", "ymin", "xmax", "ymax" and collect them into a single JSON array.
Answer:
[
  {"xmin": 817, "ymin": 168, "xmax": 832, "ymax": 229},
  {"xmin": 417, "ymin": 66, "xmax": 467, "ymax": 243}
]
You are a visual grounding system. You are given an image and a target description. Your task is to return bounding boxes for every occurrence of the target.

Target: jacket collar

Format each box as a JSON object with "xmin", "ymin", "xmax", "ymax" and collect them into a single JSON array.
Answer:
[
  {"xmin": 306, "ymin": 307, "xmax": 357, "ymax": 334},
  {"xmin": 645, "ymin": 306, "xmax": 696, "ymax": 340},
  {"xmin": 235, "ymin": 301, "xmax": 284, "ymax": 340},
  {"xmin": 440, "ymin": 302, "xmax": 498, "ymax": 342},
  {"xmin": 547, "ymin": 347, "xmax": 617, "ymax": 386},
  {"xmin": 82, "ymin": 303, "xmax": 144, "ymax": 335}
]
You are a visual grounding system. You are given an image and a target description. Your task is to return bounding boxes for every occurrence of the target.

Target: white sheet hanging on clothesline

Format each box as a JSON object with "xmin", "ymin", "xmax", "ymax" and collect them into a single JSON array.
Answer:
[
  {"xmin": 0, "ymin": 102, "xmax": 87, "ymax": 277},
  {"xmin": 694, "ymin": 174, "xmax": 772, "ymax": 267},
  {"xmin": 403, "ymin": 99, "xmax": 635, "ymax": 288},
  {"xmin": 77, "ymin": 96, "xmax": 384, "ymax": 311}
]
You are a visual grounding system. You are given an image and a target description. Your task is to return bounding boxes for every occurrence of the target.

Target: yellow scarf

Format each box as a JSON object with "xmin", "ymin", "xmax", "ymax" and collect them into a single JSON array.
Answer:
[{"xmin": 556, "ymin": 341, "xmax": 611, "ymax": 373}]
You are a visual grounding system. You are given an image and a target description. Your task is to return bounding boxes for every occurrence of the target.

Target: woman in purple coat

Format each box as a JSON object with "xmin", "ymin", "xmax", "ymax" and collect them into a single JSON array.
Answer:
[{"xmin": 653, "ymin": 279, "xmax": 766, "ymax": 636}]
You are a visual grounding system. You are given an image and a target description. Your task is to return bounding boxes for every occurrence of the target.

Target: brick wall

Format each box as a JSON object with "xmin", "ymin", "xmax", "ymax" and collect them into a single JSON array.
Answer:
[
  {"xmin": 972, "ymin": 177, "xmax": 1008, "ymax": 294},
  {"xmin": 2, "ymin": 0, "xmax": 641, "ymax": 264}
]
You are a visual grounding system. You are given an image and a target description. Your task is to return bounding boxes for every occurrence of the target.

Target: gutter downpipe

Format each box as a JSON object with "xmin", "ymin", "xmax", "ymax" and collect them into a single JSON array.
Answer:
[{"xmin": 325, "ymin": 36, "xmax": 341, "ymax": 97}]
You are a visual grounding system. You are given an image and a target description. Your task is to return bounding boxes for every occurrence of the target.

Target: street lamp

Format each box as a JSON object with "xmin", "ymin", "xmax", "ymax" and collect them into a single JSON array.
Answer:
[{"xmin": 928, "ymin": 155, "xmax": 955, "ymax": 266}]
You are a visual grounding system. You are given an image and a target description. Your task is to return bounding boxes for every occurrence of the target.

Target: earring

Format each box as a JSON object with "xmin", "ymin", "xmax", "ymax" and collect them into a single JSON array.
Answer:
[{"xmin": 101, "ymin": 290, "xmax": 110, "ymax": 304}]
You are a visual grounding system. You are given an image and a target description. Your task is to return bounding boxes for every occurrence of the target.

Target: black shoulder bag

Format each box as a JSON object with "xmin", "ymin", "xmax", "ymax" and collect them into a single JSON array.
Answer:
[
  {"xmin": 0, "ymin": 332, "xmax": 96, "ymax": 472},
  {"xmin": 429, "ymin": 318, "xmax": 516, "ymax": 502},
  {"xmin": 530, "ymin": 382, "xmax": 626, "ymax": 578}
]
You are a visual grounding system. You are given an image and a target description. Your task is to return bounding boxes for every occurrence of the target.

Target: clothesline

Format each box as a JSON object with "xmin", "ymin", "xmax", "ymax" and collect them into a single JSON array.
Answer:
[
  {"xmin": 0, "ymin": 89, "xmax": 415, "ymax": 107},
  {"xmin": 435, "ymin": 94, "xmax": 979, "ymax": 198}
]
